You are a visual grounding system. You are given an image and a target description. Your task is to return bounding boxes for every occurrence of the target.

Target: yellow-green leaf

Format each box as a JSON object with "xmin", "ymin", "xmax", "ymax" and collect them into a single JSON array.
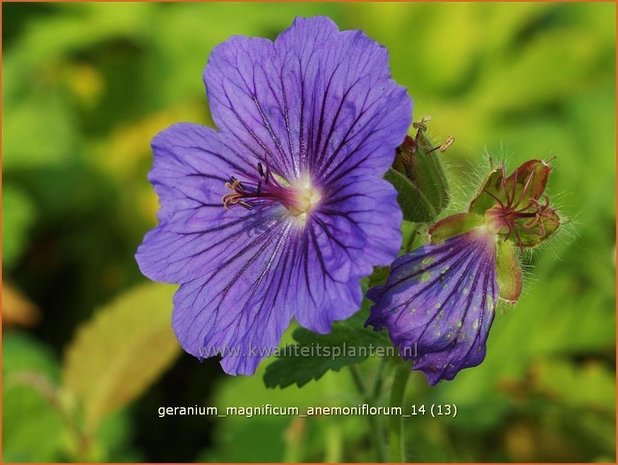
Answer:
[{"xmin": 63, "ymin": 283, "xmax": 179, "ymax": 431}]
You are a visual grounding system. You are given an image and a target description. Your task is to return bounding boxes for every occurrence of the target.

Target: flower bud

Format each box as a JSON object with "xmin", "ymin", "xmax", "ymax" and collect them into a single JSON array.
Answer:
[
  {"xmin": 385, "ymin": 118, "xmax": 450, "ymax": 223},
  {"xmin": 426, "ymin": 158, "xmax": 561, "ymax": 304}
]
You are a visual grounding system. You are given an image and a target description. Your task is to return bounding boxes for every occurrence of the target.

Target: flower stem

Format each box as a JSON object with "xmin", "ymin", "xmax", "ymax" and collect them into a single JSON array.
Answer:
[
  {"xmin": 388, "ymin": 365, "xmax": 410, "ymax": 462},
  {"xmin": 324, "ymin": 420, "xmax": 343, "ymax": 462},
  {"xmin": 349, "ymin": 365, "xmax": 387, "ymax": 462},
  {"xmin": 371, "ymin": 357, "xmax": 388, "ymax": 400}
]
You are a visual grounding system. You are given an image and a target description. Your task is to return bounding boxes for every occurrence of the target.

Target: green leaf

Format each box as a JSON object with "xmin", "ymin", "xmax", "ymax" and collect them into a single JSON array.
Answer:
[
  {"xmin": 263, "ymin": 310, "xmax": 390, "ymax": 389},
  {"xmin": 2, "ymin": 184, "xmax": 36, "ymax": 268},
  {"xmin": 3, "ymin": 89, "xmax": 77, "ymax": 170},
  {"xmin": 3, "ymin": 332, "xmax": 67, "ymax": 462},
  {"xmin": 368, "ymin": 265, "xmax": 390, "ymax": 288},
  {"xmin": 63, "ymin": 283, "xmax": 180, "ymax": 431},
  {"xmin": 532, "ymin": 358, "xmax": 615, "ymax": 413},
  {"xmin": 205, "ymin": 337, "xmax": 362, "ymax": 462}
]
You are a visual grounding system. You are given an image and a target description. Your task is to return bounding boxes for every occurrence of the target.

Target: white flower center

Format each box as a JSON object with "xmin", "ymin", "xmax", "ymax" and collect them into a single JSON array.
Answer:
[{"xmin": 287, "ymin": 177, "xmax": 322, "ymax": 216}]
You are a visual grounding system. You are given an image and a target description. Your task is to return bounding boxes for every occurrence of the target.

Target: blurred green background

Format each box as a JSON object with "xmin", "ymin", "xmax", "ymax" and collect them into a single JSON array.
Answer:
[{"xmin": 2, "ymin": 2, "xmax": 616, "ymax": 462}]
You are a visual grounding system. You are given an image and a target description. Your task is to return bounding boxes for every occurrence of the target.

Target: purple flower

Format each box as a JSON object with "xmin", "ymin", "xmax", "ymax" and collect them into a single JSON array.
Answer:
[
  {"xmin": 367, "ymin": 228, "xmax": 498, "ymax": 385},
  {"xmin": 136, "ymin": 17, "xmax": 411, "ymax": 375},
  {"xmin": 367, "ymin": 159, "xmax": 561, "ymax": 384}
]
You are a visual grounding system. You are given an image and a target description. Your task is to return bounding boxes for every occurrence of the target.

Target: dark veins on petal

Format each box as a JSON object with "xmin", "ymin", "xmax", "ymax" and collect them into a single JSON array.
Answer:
[{"xmin": 367, "ymin": 231, "xmax": 498, "ymax": 384}]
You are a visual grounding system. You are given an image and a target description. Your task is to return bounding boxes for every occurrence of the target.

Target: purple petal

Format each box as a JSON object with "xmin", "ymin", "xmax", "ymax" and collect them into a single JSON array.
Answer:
[
  {"xmin": 136, "ymin": 123, "xmax": 268, "ymax": 284},
  {"xmin": 367, "ymin": 229, "xmax": 498, "ymax": 384},
  {"xmin": 316, "ymin": 174, "xmax": 402, "ymax": 273},
  {"xmin": 204, "ymin": 16, "xmax": 412, "ymax": 184}
]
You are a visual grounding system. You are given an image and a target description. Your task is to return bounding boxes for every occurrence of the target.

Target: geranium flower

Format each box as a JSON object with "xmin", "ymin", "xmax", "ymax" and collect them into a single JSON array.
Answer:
[
  {"xmin": 136, "ymin": 17, "xmax": 412, "ymax": 375},
  {"xmin": 367, "ymin": 160, "xmax": 560, "ymax": 384}
]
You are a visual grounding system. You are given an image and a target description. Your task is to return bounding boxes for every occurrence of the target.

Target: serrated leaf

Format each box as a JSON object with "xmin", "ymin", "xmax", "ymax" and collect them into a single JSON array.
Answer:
[
  {"xmin": 63, "ymin": 283, "xmax": 180, "ymax": 431},
  {"xmin": 206, "ymin": 332, "xmax": 361, "ymax": 463},
  {"xmin": 263, "ymin": 309, "xmax": 390, "ymax": 389}
]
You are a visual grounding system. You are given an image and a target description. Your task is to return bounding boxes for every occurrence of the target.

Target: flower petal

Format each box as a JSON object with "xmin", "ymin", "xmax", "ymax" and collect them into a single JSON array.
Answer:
[
  {"xmin": 316, "ymin": 175, "xmax": 402, "ymax": 274},
  {"xmin": 135, "ymin": 123, "xmax": 272, "ymax": 284},
  {"xmin": 204, "ymin": 16, "xmax": 412, "ymax": 183},
  {"xmin": 367, "ymin": 230, "xmax": 498, "ymax": 384},
  {"xmin": 172, "ymin": 222, "xmax": 363, "ymax": 375}
]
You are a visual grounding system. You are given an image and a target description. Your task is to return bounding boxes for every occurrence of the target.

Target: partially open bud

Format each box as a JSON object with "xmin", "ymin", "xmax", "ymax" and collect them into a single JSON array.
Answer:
[
  {"xmin": 385, "ymin": 117, "xmax": 451, "ymax": 223},
  {"xmin": 424, "ymin": 158, "xmax": 561, "ymax": 305},
  {"xmin": 470, "ymin": 159, "xmax": 560, "ymax": 247}
]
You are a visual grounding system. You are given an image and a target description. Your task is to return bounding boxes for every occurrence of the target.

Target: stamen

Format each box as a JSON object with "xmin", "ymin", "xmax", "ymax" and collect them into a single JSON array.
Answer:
[
  {"xmin": 257, "ymin": 161, "xmax": 271, "ymax": 185},
  {"xmin": 222, "ymin": 178, "xmax": 254, "ymax": 210},
  {"xmin": 221, "ymin": 165, "xmax": 320, "ymax": 219}
]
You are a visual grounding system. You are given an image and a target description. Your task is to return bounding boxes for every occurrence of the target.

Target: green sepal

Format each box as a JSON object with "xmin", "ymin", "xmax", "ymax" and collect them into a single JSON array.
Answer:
[
  {"xmin": 428, "ymin": 212, "xmax": 485, "ymax": 244},
  {"xmin": 410, "ymin": 131, "xmax": 450, "ymax": 213},
  {"xmin": 384, "ymin": 168, "xmax": 437, "ymax": 222},
  {"xmin": 469, "ymin": 159, "xmax": 552, "ymax": 214},
  {"xmin": 503, "ymin": 159, "xmax": 551, "ymax": 205},
  {"xmin": 495, "ymin": 239, "xmax": 523, "ymax": 303},
  {"xmin": 469, "ymin": 167, "xmax": 504, "ymax": 214},
  {"xmin": 515, "ymin": 206, "xmax": 560, "ymax": 246}
]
